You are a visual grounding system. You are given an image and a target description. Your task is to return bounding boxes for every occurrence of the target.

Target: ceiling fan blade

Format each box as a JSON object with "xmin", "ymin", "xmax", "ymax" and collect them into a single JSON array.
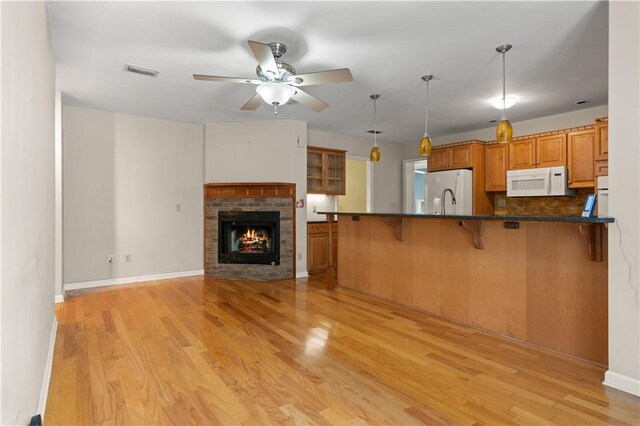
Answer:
[
  {"xmin": 291, "ymin": 88, "xmax": 329, "ymax": 112},
  {"xmin": 240, "ymin": 93, "xmax": 263, "ymax": 111},
  {"xmin": 193, "ymin": 74, "xmax": 261, "ymax": 84},
  {"xmin": 247, "ymin": 40, "xmax": 279, "ymax": 75},
  {"xmin": 291, "ymin": 68, "xmax": 353, "ymax": 86}
]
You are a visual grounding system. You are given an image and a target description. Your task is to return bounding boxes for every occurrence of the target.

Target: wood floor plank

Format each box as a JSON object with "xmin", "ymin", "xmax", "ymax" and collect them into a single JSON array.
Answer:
[{"xmin": 46, "ymin": 275, "xmax": 639, "ymax": 425}]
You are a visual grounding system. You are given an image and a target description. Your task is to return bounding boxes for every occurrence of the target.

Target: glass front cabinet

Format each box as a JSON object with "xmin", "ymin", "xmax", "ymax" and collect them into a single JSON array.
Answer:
[{"xmin": 307, "ymin": 146, "xmax": 346, "ymax": 195}]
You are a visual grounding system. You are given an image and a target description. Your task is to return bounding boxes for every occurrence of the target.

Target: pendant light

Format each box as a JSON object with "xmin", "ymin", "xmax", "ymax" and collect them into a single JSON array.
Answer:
[
  {"xmin": 419, "ymin": 74, "xmax": 433, "ymax": 156},
  {"xmin": 369, "ymin": 94, "xmax": 381, "ymax": 162},
  {"xmin": 495, "ymin": 44, "xmax": 513, "ymax": 143}
]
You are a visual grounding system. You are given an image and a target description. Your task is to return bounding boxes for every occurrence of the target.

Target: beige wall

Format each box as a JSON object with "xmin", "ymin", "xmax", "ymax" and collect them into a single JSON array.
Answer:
[
  {"xmin": 1, "ymin": 2, "xmax": 56, "ymax": 422},
  {"xmin": 338, "ymin": 159, "xmax": 367, "ymax": 212},
  {"xmin": 63, "ymin": 106, "xmax": 204, "ymax": 284},
  {"xmin": 308, "ymin": 129, "xmax": 403, "ymax": 213},
  {"xmin": 605, "ymin": 0, "xmax": 639, "ymax": 396},
  {"xmin": 204, "ymin": 120, "xmax": 308, "ymax": 276}
]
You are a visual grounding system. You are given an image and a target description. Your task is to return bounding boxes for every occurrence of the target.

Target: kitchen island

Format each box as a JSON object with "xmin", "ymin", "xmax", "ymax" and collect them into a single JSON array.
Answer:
[{"xmin": 319, "ymin": 212, "xmax": 613, "ymax": 365}]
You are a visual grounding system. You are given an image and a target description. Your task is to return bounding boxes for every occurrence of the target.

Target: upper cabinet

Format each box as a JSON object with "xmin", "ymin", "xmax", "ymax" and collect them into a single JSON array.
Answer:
[
  {"xmin": 567, "ymin": 129, "xmax": 595, "ymax": 188},
  {"xmin": 427, "ymin": 143, "xmax": 475, "ymax": 172},
  {"xmin": 508, "ymin": 135, "xmax": 566, "ymax": 170},
  {"xmin": 537, "ymin": 134, "xmax": 567, "ymax": 167},
  {"xmin": 594, "ymin": 118, "xmax": 608, "ymax": 177},
  {"xmin": 508, "ymin": 138, "xmax": 535, "ymax": 169},
  {"xmin": 307, "ymin": 146, "xmax": 347, "ymax": 195},
  {"xmin": 427, "ymin": 142, "xmax": 492, "ymax": 214},
  {"xmin": 485, "ymin": 143, "xmax": 508, "ymax": 192}
]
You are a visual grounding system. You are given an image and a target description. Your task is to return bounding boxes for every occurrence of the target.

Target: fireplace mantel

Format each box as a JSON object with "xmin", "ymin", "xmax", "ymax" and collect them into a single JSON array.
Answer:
[
  {"xmin": 204, "ymin": 182, "xmax": 295, "ymax": 199},
  {"xmin": 204, "ymin": 183, "xmax": 296, "ymax": 280}
]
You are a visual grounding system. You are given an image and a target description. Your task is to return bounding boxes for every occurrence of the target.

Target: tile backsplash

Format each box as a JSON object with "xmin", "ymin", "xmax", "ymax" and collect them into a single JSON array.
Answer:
[{"xmin": 494, "ymin": 188, "xmax": 593, "ymax": 216}]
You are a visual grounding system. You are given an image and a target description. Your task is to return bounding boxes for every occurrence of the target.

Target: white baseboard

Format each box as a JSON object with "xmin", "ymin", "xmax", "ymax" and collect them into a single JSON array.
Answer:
[
  {"xmin": 37, "ymin": 317, "xmax": 58, "ymax": 418},
  {"xmin": 54, "ymin": 294, "xmax": 64, "ymax": 303},
  {"xmin": 296, "ymin": 271, "xmax": 309, "ymax": 279},
  {"xmin": 603, "ymin": 370, "xmax": 640, "ymax": 397},
  {"xmin": 64, "ymin": 269, "xmax": 204, "ymax": 291}
]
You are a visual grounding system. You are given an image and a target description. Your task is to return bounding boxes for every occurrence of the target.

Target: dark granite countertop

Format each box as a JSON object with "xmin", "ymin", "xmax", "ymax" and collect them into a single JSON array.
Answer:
[{"xmin": 318, "ymin": 212, "xmax": 615, "ymax": 224}]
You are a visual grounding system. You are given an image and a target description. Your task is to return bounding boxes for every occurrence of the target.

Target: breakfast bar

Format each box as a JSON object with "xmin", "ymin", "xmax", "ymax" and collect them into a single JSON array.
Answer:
[{"xmin": 321, "ymin": 212, "xmax": 614, "ymax": 365}]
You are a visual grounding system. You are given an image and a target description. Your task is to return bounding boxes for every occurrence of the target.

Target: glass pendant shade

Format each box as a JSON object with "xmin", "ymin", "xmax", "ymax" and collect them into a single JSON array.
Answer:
[
  {"xmin": 419, "ymin": 75, "xmax": 433, "ymax": 157},
  {"xmin": 369, "ymin": 94, "xmax": 381, "ymax": 163},
  {"xmin": 496, "ymin": 113, "xmax": 513, "ymax": 143},
  {"xmin": 370, "ymin": 145, "xmax": 380, "ymax": 162},
  {"xmin": 419, "ymin": 135, "xmax": 433, "ymax": 156},
  {"xmin": 256, "ymin": 83, "xmax": 295, "ymax": 105},
  {"xmin": 495, "ymin": 44, "xmax": 513, "ymax": 143}
]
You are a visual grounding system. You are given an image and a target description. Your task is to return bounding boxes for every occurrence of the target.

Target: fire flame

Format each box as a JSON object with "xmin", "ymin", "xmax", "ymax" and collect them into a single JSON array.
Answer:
[{"xmin": 237, "ymin": 227, "xmax": 270, "ymax": 253}]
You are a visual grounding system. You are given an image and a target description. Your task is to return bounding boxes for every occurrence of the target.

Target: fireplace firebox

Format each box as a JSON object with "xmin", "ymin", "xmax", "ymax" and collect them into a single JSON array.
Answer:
[{"xmin": 218, "ymin": 211, "xmax": 280, "ymax": 265}]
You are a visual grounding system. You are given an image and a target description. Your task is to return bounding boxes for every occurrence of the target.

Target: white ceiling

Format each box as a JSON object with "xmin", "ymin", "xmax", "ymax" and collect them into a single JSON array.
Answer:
[{"xmin": 48, "ymin": 1, "xmax": 608, "ymax": 144}]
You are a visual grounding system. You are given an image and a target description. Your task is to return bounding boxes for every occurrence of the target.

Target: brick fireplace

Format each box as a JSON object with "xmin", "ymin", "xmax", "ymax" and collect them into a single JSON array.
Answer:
[{"xmin": 204, "ymin": 183, "xmax": 295, "ymax": 280}]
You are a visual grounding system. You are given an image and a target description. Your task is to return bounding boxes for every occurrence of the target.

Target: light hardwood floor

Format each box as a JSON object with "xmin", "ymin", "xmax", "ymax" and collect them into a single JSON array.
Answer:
[{"xmin": 46, "ymin": 275, "xmax": 639, "ymax": 425}]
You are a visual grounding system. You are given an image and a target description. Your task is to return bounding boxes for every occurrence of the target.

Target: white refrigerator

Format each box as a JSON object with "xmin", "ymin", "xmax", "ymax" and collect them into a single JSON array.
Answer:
[{"xmin": 425, "ymin": 169, "xmax": 473, "ymax": 215}]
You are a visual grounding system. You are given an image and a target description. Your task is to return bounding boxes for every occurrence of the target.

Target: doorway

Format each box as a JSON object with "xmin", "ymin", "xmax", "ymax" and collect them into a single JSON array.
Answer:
[{"xmin": 402, "ymin": 159, "xmax": 427, "ymax": 214}]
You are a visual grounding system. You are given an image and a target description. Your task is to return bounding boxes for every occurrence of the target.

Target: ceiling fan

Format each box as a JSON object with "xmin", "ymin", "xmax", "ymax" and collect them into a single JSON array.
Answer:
[{"xmin": 194, "ymin": 40, "xmax": 353, "ymax": 115}]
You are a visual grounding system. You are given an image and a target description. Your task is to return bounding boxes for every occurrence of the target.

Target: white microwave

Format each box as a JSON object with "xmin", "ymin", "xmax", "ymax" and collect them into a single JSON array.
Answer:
[{"xmin": 507, "ymin": 166, "xmax": 576, "ymax": 197}]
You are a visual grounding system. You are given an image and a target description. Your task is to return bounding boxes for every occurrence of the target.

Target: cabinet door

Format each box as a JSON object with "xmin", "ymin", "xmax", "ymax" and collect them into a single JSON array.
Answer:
[
  {"xmin": 307, "ymin": 232, "xmax": 329, "ymax": 273},
  {"xmin": 537, "ymin": 134, "xmax": 566, "ymax": 167},
  {"xmin": 450, "ymin": 144, "xmax": 473, "ymax": 169},
  {"xmin": 595, "ymin": 123, "xmax": 608, "ymax": 161},
  {"xmin": 428, "ymin": 148, "xmax": 449, "ymax": 171},
  {"xmin": 508, "ymin": 138, "xmax": 536, "ymax": 170},
  {"xmin": 485, "ymin": 144, "xmax": 508, "ymax": 192},
  {"xmin": 307, "ymin": 150, "xmax": 325, "ymax": 193},
  {"xmin": 326, "ymin": 152, "xmax": 345, "ymax": 195},
  {"xmin": 567, "ymin": 130, "xmax": 595, "ymax": 188}
]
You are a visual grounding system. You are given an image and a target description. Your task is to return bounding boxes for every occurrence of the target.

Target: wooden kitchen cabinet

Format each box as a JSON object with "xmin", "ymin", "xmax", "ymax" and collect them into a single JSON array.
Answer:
[
  {"xmin": 307, "ymin": 146, "xmax": 346, "ymax": 195},
  {"xmin": 595, "ymin": 118, "xmax": 608, "ymax": 161},
  {"xmin": 307, "ymin": 222, "xmax": 338, "ymax": 273},
  {"xmin": 427, "ymin": 143, "xmax": 475, "ymax": 172},
  {"xmin": 508, "ymin": 138, "xmax": 536, "ymax": 170},
  {"xmin": 567, "ymin": 129, "xmax": 595, "ymax": 188},
  {"xmin": 426, "ymin": 142, "xmax": 492, "ymax": 214},
  {"xmin": 485, "ymin": 143, "xmax": 508, "ymax": 192},
  {"xmin": 508, "ymin": 135, "xmax": 566, "ymax": 170},
  {"xmin": 450, "ymin": 144, "xmax": 474, "ymax": 169},
  {"xmin": 594, "ymin": 118, "xmax": 608, "ymax": 177},
  {"xmin": 537, "ymin": 134, "xmax": 567, "ymax": 167},
  {"xmin": 427, "ymin": 148, "xmax": 449, "ymax": 171}
]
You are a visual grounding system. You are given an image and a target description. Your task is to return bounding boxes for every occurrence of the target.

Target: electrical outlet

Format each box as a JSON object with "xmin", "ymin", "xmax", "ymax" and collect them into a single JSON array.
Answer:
[
  {"xmin": 176, "ymin": 203, "xmax": 181, "ymax": 212},
  {"xmin": 107, "ymin": 254, "xmax": 114, "ymax": 263},
  {"xmin": 497, "ymin": 198, "xmax": 506, "ymax": 207},
  {"xmin": 312, "ymin": 205, "xmax": 317, "ymax": 213},
  {"xmin": 124, "ymin": 254, "xmax": 131, "ymax": 263}
]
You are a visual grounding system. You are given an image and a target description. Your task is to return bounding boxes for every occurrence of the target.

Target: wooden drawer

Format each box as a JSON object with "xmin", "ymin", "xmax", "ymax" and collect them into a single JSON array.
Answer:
[
  {"xmin": 595, "ymin": 161, "xmax": 608, "ymax": 177},
  {"xmin": 308, "ymin": 223, "xmax": 329, "ymax": 234},
  {"xmin": 307, "ymin": 222, "xmax": 338, "ymax": 234}
]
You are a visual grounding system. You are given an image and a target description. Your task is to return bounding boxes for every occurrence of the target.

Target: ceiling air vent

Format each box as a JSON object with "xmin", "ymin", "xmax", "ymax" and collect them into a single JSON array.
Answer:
[{"xmin": 123, "ymin": 64, "xmax": 159, "ymax": 78}]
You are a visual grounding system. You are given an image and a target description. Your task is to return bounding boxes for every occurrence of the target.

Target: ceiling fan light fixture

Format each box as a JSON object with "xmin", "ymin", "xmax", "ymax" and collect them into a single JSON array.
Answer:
[{"xmin": 256, "ymin": 83, "xmax": 295, "ymax": 106}]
